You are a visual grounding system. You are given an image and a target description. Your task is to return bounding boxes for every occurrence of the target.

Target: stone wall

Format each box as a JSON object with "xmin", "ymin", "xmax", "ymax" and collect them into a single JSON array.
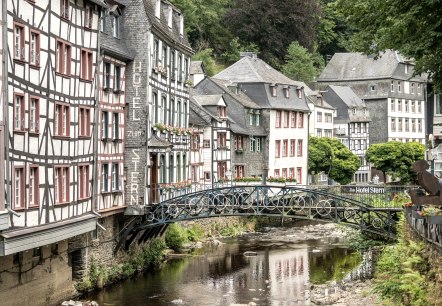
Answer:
[{"xmin": 0, "ymin": 240, "xmax": 75, "ymax": 306}]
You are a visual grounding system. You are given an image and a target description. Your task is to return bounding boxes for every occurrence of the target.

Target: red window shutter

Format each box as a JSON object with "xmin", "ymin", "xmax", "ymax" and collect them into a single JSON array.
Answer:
[
  {"xmin": 66, "ymin": 45, "xmax": 71, "ymax": 75},
  {"xmin": 66, "ymin": 106, "xmax": 70, "ymax": 136}
]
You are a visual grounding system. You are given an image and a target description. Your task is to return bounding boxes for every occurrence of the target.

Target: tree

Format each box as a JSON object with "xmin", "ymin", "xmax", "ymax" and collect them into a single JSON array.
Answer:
[
  {"xmin": 225, "ymin": 0, "xmax": 321, "ymax": 67},
  {"xmin": 337, "ymin": 0, "xmax": 442, "ymax": 91},
  {"xmin": 281, "ymin": 41, "xmax": 324, "ymax": 83},
  {"xmin": 308, "ymin": 137, "xmax": 360, "ymax": 184},
  {"xmin": 192, "ymin": 48, "xmax": 219, "ymax": 76},
  {"xmin": 366, "ymin": 141, "xmax": 425, "ymax": 183}
]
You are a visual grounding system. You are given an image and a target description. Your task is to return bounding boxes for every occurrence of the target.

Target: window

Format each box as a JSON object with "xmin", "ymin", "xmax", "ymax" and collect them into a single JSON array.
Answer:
[
  {"xmin": 113, "ymin": 113, "xmax": 119, "ymax": 140},
  {"xmin": 250, "ymin": 137, "xmax": 261, "ymax": 152},
  {"xmin": 99, "ymin": 9, "xmax": 106, "ymax": 32},
  {"xmin": 29, "ymin": 30, "xmax": 40, "ymax": 66},
  {"xmin": 297, "ymin": 139, "xmax": 303, "ymax": 156},
  {"xmin": 390, "ymin": 100, "xmax": 395, "ymax": 112},
  {"xmin": 14, "ymin": 167, "xmax": 25, "ymax": 209},
  {"xmin": 178, "ymin": 53, "xmax": 183, "ymax": 81},
  {"xmin": 169, "ymin": 154, "xmax": 174, "ymax": 182},
  {"xmin": 370, "ymin": 85, "xmax": 375, "ymax": 91},
  {"xmin": 284, "ymin": 87, "xmax": 290, "ymax": 98},
  {"xmin": 398, "ymin": 118, "xmax": 403, "ymax": 132},
  {"xmin": 203, "ymin": 140, "xmax": 210, "ymax": 148},
  {"xmin": 397, "ymin": 81, "xmax": 401, "ymax": 93},
  {"xmin": 317, "ymin": 129, "xmax": 322, "ymax": 137},
  {"xmin": 61, "ymin": 0, "xmax": 70, "ymax": 19},
  {"xmin": 101, "ymin": 163, "xmax": 109, "ymax": 192},
  {"xmin": 282, "ymin": 168, "xmax": 287, "ymax": 178},
  {"xmin": 162, "ymin": 46, "xmax": 167, "ymax": 65},
  {"xmin": 191, "ymin": 135, "xmax": 200, "ymax": 150},
  {"xmin": 391, "ymin": 81, "xmax": 394, "ymax": 92},
  {"xmin": 54, "ymin": 166, "xmax": 69, "ymax": 204},
  {"xmin": 290, "ymin": 139, "xmax": 296, "ymax": 156},
  {"xmin": 297, "ymin": 88, "xmax": 302, "ymax": 99},
  {"xmin": 411, "ymin": 119, "xmax": 416, "ymax": 132},
  {"xmin": 112, "ymin": 164, "xmax": 120, "ymax": 191},
  {"xmin": 56, "ymin": 40, "xmax": 71, "ymax": 75},
  {"xmin": 282, "ymin": 140, "xmax": 288, "ymax": 157},
  {"xmin": 274, "ymin": 169, "xmax": 280, "ymax": 177},
  {"xmin": 161, "ymin": 96, "xmax": 167, "ymax": 124},
  {"xmin": 54, "ymin": 104, "xmax": 69, "ymax": 137},
  {"xmin": 218, "ymin": 106, "xmax": 227, "ymax": 118},
  {"xmin": 204, "ymin": 171, "xmax": 211, "ymax": 181},
  {"xmin": 298, "ymin": 112, "xmax": 304, "ymax": 128},
  {"xmin": 81, "ymin": 49, "xmax": 93, "ymax": 80},
  {"xmin": 405, "ymin": 100, "xmax": 409, "ymax": 112},
  {"xmin": 275, "ymin": 111, "xmax": 282, "ymax": 127},
  {"xmin": 289, "ymin": 168, "xmax": 295, "ymax": 178},
  {"xmin": 153, "ymin": 40, "xmax": 159, "ymax": 65},
  {"xmin": 317, "ymin": 112, "xmax": 322, "ymax": 122},
  {"xmin": 271, "ymin": 85, "xmax": 277, "ymax": 97},
  {"xmin": 234, "ymin": 165, "xmax": 245, "ymax": 179},
  {"xmin": 418, "ymin": 119, "xmax": 422, "ymax": 132},
  {"xmin": 78, "ymin": 107, "xmax": 91, "ymax": 137},
  {"xmin": 417, "ymin": 83, "xmax": 422, "ymax": 95},
  {"xmin": 170, "ymin": 49, "xmax": 176, "ymax": 78},
  {"xmin": 177, "ymin": 100, "xmax": 182, "ymax": 127},
  {"xmin": 397, "ymin": 99, "xmax": 402, "ymax": 112},
  {"xmin": 78, "ymin": 165, "xmax": 89, "ymax": 199},
  {"xmin": 417, "ymin": 101, "xmax": 422, "ymax": 113},
  {"xmin": 217, "ymin": 132, "xmax": 227, "ymax": 148},
  {"xmin": 217, "ymin": 162, "xmax": 227, "ymax": 180},
  {"xmin": 391, "ymin": 118, "xmax": 396, "ymax": 132},
  {"xmin": 114, "ymin": 66, "xmax": 122, "ymax": 92},
  {"xmin": 29, "ymin": 166, "xmax": 39, "ymax": 207},
  {"xmin": 112, "ymin": 15, "xmax": 120, "ymax": 38},
  {"xmin": 14, "ymin": 93, "xmax": 25, "ymax": 131},
  {"xmin": 234, "ymin": 135, "xmax": 244, "ymax": 150},
  {"xmin": 297, "ymin": 167, "xmax": 302, "ymax": 183},
  {"xmin": 85, "ymin": 6, "xmax": 93, "ymax": 28},
  {"xmin": 14, "ymin": 23, "xmax": 25, "ymax": 61},
  {"xmin": 291, "ymin": 111, "xmax": 297, "ymax": 127},
  {"xmin": 29, "ymin": 97, "xmax": 40, "ymax": 133},
  {"xmin": 411, "ymin": 83, "xmax": 415, "ymax": 94},
  {"xmin": 325, "ymin": 113, "xmax": 332, "ymax": 123},
  {"xmin": 103, "ymin": 62, "xmax": 111, "ymax": 89},
  {"xmin": 275, "ymin": 140, "xmax": 281, "ymax": 158},
  {"xmin": 101, "ymin": 110, "xmax": 109, "ymax": 139}
]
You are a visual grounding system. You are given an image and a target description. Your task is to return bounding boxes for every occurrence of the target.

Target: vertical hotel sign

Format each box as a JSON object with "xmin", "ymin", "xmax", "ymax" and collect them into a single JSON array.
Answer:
[{"xmin": 0, "ymin": 2, "xmax": 5, "ymax": 212}]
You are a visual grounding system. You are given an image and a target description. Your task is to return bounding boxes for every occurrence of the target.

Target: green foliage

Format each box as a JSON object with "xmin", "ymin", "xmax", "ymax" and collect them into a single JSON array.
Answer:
[
  {"xmin": 233, "ymin": 176, "xmax": 262, "ymax": 182},
  {"xmin": 225, "ymin": 0, "xmax": 321, "ymax": 66},
  {"xmin": 308, "ymin": 136, "xmax": 360, "ymax": 184},
  {"xmin": 281, "ymin": 41, "xmax": 321, "ymax": 83},
  {"xmin": 366, "ymin": 142, "xmax": 425, "ymax": 183},
  {"xmin": 336, "ymin": 0, "xmax": 442, "ymax": 91},
  {"xmin": 344, "ymin": 228, "xmax": 387, "ymax": 251},
  {"xmin": 75, "ymin": 239, "xmax": 166, "ymax": 293},
  {"xmin": 186, "ymin": 224, "xmax": 205, "ymax": 242},
  {"xmin": 374, "ymin": 216, "xmax": 428, "ymax": 305},
  {"xmin": 165, "ymin": 223, "xmax": 189, "ymax": 251},
  {"xmin": 220, "ymin": 37, "xmax": 259, "ymax": 64},
  {"xmin": 192, "ymin": 48, "xmax": 220, "ymax": 76}
]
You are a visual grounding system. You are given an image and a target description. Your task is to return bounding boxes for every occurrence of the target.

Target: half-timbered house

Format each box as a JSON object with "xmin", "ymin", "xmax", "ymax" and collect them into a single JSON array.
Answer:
[
  {"xmin": 123, "ymin": 0, "xmax": 193, "ymax": 214},
  {"xmin": 0, "ymin": 1, "xmax": 7, "ymax": 231}
]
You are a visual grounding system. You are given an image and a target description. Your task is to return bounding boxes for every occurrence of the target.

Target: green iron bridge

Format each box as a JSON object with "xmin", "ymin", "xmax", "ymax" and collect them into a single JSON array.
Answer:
[{"xmin": 117, "ymin": 184, "xmax": 411, "ymax": 251}]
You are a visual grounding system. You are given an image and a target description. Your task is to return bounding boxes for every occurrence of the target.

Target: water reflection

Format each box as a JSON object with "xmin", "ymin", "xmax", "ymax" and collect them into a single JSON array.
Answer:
[{"xmin": 90, "ymin": 237, "xmax": 367, "ymax": 306}]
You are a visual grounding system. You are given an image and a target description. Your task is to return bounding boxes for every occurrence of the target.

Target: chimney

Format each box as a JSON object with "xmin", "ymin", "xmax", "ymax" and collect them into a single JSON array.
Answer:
[{"xmin": 240, "ymin": 52, "xmax": 257, "ymax": 59}]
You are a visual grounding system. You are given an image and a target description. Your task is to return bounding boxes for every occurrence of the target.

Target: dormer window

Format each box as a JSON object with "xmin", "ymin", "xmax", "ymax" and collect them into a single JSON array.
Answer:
[
  {"xmin": 270, "ymin": 84, "xmax": 277, "ymax": 97},
  {"xmin": 168, "ymin": 6, "xmax": 173, "ymax": 28},
  {"xmin": 284, "ymin": 87, "xmax": 290, "ymax": 98},
  {"xmin": 112, "ymin": 15, "xmax": 120, "ymax": 38},
  {"xmin": 296, "ymin": 88, "xmax": 302, "ymax": 99},
  {"xmin": 155, "ymin": 0, "xmax": 161, "ymax": 19},
  {"xmin": 218, "ymin": 106, "xmax": 227, "ymax": 118},
  {"xmin": 411, "ymin": 83, "xmax": 415, "ymax": 94},
  {"xmin": 179, "ymin": 14, "xmax": 184, "ymax": 35}
]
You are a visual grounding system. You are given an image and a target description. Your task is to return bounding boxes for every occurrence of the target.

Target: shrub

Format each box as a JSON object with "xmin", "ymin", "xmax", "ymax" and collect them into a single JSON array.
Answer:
[{"xmin": 165, "ymin": 223, "xmax": 188, "ymax": 251}]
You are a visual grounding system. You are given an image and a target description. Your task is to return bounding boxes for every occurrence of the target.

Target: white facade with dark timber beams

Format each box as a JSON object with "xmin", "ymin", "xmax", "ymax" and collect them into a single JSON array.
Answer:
[
  {"xmin": 123, "ymin": 0, "xmax": 193, "ymax": 214},
  {"xmin": 0, "ymin": 0, "xmax": 104, "ymax": 255}
]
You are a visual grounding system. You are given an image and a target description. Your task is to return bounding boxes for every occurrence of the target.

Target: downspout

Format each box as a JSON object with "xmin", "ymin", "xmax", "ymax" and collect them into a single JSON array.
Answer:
[
  {"xmin": 92, "ymin": 10, "xmax": 103, "ymax": 214},
  {"xmin": 3, "ymin": 0, "xmax": 10, "ymax": 211}
]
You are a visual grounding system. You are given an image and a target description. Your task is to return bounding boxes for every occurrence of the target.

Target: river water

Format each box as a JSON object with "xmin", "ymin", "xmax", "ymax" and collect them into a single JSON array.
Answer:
[{"xmin": 90, "ymin": 223, "xmax": 374, "ymax": 306}]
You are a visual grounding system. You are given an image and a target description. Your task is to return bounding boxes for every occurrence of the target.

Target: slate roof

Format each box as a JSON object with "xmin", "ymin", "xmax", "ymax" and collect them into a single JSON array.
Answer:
[
  {"xmin": 328, "ymin": 85, "xmax": 365, "ymax": 108},
  {"xmin": 101, "ymin": 35, "xmax": 134, "ymax": 60},
  {"xmin": 142, "ymin": 0, "xmax": 192, "ymax": 54},
  {"xmin": 214, "ymin": 54, "xmax": 304, "ymax": 87},
  {"xmin": 189, "ymin": 97, "xmax": 211, "ymax": 126},
  {"xmin": 88, "ymin": 0, "xmax": 107, "ymax": 7},
  {"xmin": 306, "ymin": 90, "xmax": 335, "ymax": 110},
  {"xmin": 318, "ymin": 50, "xmax": 424, "ymax": 81},
  {"xmin": 192, "ymin": 77, "xmax": 268, "ymax": 136},
  {"xmin": 190, "ymin": 61, "xmax": 205, "ymax": 75},
  {"xmin": 193, "ymin": 95, "xmax": 223, "ymax": 107}
]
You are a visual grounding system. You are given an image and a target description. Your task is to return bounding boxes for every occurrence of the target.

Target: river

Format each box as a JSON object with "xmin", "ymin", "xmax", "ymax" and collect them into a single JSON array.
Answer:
[{"xmin": 89, "ymin": 222, "xmax": 375, "ymax": 306}]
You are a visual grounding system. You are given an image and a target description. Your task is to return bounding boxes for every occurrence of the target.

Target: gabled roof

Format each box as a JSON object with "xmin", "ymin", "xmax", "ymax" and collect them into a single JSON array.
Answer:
[
  {"xmin": 190, "ymin": 61, "xmax": 205, "ymax": 75},
  {"xmin": 210, "ymin": 78, "xmax": 261, "ymax": 109},
  {"xmin": 306, "ymin": 90, "xmax": 335, "ymax": 110},
  {"xmin": 318, "ymin": 50, "xmax": 424, "ymax": 81},
  {"xmin": 142, "ymin": 0, "xmax": 192, "ymax": 54},
  {"xmin": 193, "ymin": 94, "xmax": 224, "ymax": 107},
  {"xmin": 214, "ymin": 54, "xmax": 304, "ymax": 86},
  {"xmin": 189, "ymin": 98, "xmax": 211, "ymax": 126},
  {"xmin": 328, "ymin": 85, "xmax": 365, "ymax": 108}
]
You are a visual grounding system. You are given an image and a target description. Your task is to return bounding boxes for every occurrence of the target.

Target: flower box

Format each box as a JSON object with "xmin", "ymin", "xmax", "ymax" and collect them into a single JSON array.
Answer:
[
  {"xmin": 427, "ymin": 216, "xmax": 442, "ymax": 224},
  {"xmin": 412, "ymin": 210, "xmax": 425, "ymax": 220}
]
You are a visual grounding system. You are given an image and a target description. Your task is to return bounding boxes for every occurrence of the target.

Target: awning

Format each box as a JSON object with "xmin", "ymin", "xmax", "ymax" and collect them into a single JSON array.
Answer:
[{"xmin": 0, "ymin": 214, "xmax": 97, "ymax": 256}]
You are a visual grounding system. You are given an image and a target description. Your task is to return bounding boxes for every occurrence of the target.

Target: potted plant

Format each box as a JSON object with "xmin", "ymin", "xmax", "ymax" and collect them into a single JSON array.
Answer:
[{"xmin": 421, "ymin": 206, "xmax": 442, "ymax": 224}]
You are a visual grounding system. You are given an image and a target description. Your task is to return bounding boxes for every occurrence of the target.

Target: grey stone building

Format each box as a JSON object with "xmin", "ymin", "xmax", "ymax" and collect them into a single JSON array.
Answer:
[
  {"xmin": 122, "ymin": 0, "xmax": 193, "ymax": 214},
  {"xmin": 322, "ymin": 85, "xmax": 371, "ymax": 183},
  {"xmin": 192, "ymin": 77, "xmax": 268, "ymax": 180},
  {"xmin": 317, "ymin": 50, "xmax": 426, "ymax": 146}
]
